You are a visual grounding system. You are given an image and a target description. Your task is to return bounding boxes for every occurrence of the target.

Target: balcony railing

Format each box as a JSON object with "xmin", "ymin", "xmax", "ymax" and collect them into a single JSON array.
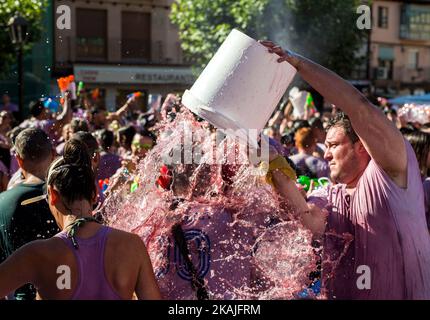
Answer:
[{"xmin": 54, "ymin": 36, "xmax": 185, "ymax": 71}]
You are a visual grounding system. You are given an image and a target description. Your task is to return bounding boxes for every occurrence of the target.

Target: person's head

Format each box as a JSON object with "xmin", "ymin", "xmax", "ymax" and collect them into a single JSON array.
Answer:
[
  {"xmin": 90, "ymin": 107, "xmax": 106, "ymax": 128},
  {"xmin": 309, "ymin": 117, "xmax": 326, "ymax": 143},
  {"xmin": 294, "ymin": 127, "xmax": 316, "ymax": 153},
  {"xmin": 71, "ymin": 131, "xmax": 100, "ymax": 173},
  {"xmin": 7, "ymin": 126, "xmax": 25, "ymax": 146},
  {"xmin": 29, "ymin": 100, "xmax": 48, "ymax": 120},
  {"xmin": 292, "ymin": 120, "xmax": 310, "ymax": 134},
  {"xmin": 131, "ymin": 132, "xmax": 154, "ymax": 158},
  {"xmin": 2, "ymin": 94, "xmax": 10, "ymax": 105},
  {"xmin": 98, "ymin": 129, "xmax": 114, "ymax": 152},
  {"xmin": 281, "ymin": 130, "xmax": 295, "ymax": 149},
  {"xmin": 324, "ymin": 112, "xmax": 370, "ymax": 186},
  {"xmin": 47, "ymin": 139, "xmax": 97, "ymax": 226},
  {"xmin": 70, "ymin": 118, "xmax": 89, "ymax": 134},
  {"xmin": 404, "ymin": 131, "xmax": 430, "ymax": 176},
  {"xmin": 0, "ymin": 111, "xmax": 12, "ymax": 132},
  {"xmin": 117, "ymin": 125, "xmax": 136, "ymax": 150},
  {"xmin": 14, "ymin": 128, "xmax": 55, "ymax": 179}
]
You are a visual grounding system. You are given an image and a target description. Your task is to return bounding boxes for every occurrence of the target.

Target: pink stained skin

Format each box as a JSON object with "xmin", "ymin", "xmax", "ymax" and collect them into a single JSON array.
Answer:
[{"xmin": 99, "ymin": 108, "xmax": 322, "ymax": 300}]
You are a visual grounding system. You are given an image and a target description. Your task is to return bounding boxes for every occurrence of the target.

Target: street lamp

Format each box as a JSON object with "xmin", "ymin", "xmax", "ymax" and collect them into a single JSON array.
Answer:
[{"xmin": 8, "ymin": 13, "xmax": 28, "ymax": 119}]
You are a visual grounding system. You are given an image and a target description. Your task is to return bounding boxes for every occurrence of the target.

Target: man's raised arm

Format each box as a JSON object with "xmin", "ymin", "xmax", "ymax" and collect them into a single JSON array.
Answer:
[{"xmin": 261, "ymin": 41, "xmax": 407, "ymax": 186}]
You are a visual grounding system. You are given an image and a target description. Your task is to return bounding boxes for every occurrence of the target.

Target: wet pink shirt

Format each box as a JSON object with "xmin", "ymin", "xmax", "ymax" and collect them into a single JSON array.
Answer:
[
  {"xmin": 308, "ymin": 140, "xmax": 430, "ymax": 299},
  {"xmin": 154, "ymin": 203, "xmax": 258, "ymax": 300}
]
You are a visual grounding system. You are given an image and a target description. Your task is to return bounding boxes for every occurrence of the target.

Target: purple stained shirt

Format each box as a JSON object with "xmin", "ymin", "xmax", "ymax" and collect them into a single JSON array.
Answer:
[
  {"xmin": 308, "ymin": 140, "xmax": 430, "ymax": 299},
  {"xmin": 0, "ymin": 103, "xmax": 19, "ymax": 113},
  {"xmin": 153, "ymin": 203, "xmax": 261, "ymax": 300},
  {"xmin": 97, "ymin": 152, "xmax": 122, "ymax": 181},
  {"xmin": 19, "ymin": 119, "xmax": 59, "ymax": 145}
]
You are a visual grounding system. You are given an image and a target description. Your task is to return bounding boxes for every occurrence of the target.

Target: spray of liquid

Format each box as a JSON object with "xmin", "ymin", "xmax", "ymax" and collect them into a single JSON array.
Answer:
[{"xmin": 100, "ymin": 108, "xmax": 350, "ymax": 300}]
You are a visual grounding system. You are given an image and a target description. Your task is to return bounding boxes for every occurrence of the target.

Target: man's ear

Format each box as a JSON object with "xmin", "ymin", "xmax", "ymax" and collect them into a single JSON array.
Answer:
[
  {"xmin": 355, "ymin": 140, "xmax": 368, "ymax": 156},
  {"xmin": 16, "ymin": 154, "xmax": 24, "ymax": 170}
]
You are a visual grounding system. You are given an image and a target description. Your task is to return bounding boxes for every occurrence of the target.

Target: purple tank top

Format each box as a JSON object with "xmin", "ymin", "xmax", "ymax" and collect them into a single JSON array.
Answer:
[{"xmin": 55, "ymin": 225, "xmax": 122, "ymax": 300}]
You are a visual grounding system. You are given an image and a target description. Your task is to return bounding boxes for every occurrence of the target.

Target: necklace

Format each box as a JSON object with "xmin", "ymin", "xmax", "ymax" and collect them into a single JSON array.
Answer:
[{"xmin": 66, "ymin": 217, "xmax": 101, "ymax": 250}]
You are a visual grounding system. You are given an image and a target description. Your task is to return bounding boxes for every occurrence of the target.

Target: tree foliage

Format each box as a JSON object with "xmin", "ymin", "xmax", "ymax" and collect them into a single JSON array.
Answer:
[
  {"xmin": 170, "ymin": 0, "xmax": 268, "ymax": 69},
  {"xmin": 170, "ymin": 0, "xmax": 367, "ymax": 77},
  {"xmin": 0, "ymin": 0, "xmax": 46, "ymax": 75}
]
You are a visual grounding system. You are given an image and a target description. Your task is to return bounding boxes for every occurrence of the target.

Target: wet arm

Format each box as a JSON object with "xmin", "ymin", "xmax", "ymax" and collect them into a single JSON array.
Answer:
[{"xmin": 0, "ymin": 243, "xmax": 38, "ymax": 298}]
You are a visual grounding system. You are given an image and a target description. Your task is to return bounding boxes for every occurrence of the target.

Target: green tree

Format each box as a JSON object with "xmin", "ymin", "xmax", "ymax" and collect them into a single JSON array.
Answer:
[
  {"xmin": 170, "ymin": 0, "xmax": 268, "ymax": 69},
  {"xmin": 170, "ymin": 0, "xmax": 367, "ymax": 77},
  {"xmin": 0, "ymin": 0, "xmax": 47, "ymax": 75}
]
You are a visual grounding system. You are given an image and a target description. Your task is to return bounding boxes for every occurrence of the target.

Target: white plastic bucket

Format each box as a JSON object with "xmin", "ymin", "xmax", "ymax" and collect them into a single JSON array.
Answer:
[{"xmin": 182, "ymin": 29, "xmax": 296, "ymax": 146}]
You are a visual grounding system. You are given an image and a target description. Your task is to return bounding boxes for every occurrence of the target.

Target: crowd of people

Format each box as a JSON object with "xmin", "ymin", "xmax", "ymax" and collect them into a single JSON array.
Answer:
[{"xmin": 0, "ymin": 40, "xmax": 430, "ymax": 300}]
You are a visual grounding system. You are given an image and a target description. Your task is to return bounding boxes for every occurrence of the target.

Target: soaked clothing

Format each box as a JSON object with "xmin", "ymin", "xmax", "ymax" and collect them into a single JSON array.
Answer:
[
  {"xmin": 153, "ymin": 203, "xmax": 264, "ymax": 300},
  {"xmin": 0, "ymin": 182, "xmax": 59, "ymax": 299},
  {"xmin": 308, "ymin": 141, "xmax": 430, "ymax": 299},
  {"xmin": 54, "ymin": 225, "xmax": 122, "ymax": 300},
  {"xmin": 97, "ymin": 152, "xmax": 122, "ymax": 181}
]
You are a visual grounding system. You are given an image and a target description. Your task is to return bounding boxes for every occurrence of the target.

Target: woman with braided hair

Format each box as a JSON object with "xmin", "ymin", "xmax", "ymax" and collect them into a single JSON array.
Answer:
[{"xmin": 0, "ymin": 138, "xmax": 161, "ymax": 300}]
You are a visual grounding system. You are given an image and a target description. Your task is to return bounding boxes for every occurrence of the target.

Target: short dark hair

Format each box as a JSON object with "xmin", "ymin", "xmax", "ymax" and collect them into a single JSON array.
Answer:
[
  {"xmin": 118, "ymin": 125, "xmax": 136, "ymax": 148},
  {"xmin": 326, "ymin": 112, "xmax": 359, "ymax": 143},
  {"xmin": 309, "ymin": 117, "xmax": 324, "ymax": 131},
  {"xmin": 292, "ymin": 120, "xmax": 310, "ymax": 133},
  {"xmin": 71, "ymin": 131, "xmax": 99, "ymax": 156},
  {"xmin": 14, "ymin": 128, "xmax": 52, "ymax": 162},
  {"xmin": 70, "ymin": 118, "xmax": 89, "ymax": 133},
  {"xmin": 98, "ymin": 129, "xmax": 114, "ymax": 151},
  {"xmin": 29, "ymin": 100, "xmax": 44, "ymax": 117}
]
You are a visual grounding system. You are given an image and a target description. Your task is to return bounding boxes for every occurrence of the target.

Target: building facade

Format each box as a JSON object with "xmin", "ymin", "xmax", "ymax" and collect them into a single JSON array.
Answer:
[
  {"xmin": 53, "ymin": 0, "xmax": 194, "ymax": 110},
  {"xmin": 370, "ymin": 0, "xmax": 430, "ymax": 96}
]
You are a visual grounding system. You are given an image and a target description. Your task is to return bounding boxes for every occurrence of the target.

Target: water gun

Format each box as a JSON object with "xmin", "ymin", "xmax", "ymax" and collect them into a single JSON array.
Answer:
[
  {"xmin": 297, "ymin": 176, "xmax": 329, "ymax": 192},
  {"xmin": 127, "ymin": 92, "xmax": 143, "ymax": 99},
  {"xmin": 156, "ymin": 165, "xmax": 172, "ymax": 190},
  {"xmin": 42, "ymin": 97, "xmax": 60, "ymax": 113},
  {"xmin": 57, "ymin": 75, "xmax": 76, "ymax": 100},
  {"xmin": 98, "ymin": 178, "xmax": 109, "ymax": 193},
  {"xmin": 305, "ymin": 92, "xmax": 317, "ymax": 116},
  {"xmin": 77, "ymin": 81, "xmax": 84, "ymax": 96},
  {"xmin": 130, "ymin": 176, "xmax": 139, "ymax": 193}
]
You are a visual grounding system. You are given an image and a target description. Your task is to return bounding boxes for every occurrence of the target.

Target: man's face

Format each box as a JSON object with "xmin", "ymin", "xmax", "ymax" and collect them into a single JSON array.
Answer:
[{"xmin": 324, "ymin": 126, "xmax": 364, "ymax": 185}]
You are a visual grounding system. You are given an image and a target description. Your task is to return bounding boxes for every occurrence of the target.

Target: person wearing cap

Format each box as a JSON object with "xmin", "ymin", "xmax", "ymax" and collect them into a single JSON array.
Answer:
[{"xmin": 0, "ymin": 128, "xmax": 58, "ymax": 300}]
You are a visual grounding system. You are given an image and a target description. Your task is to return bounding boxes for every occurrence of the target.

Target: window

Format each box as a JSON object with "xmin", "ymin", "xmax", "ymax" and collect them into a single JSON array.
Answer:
[
  {"xmin": 121, "ymin": 12, "xmax": 151, "ymax": 61},
  {"xmin": 76, "ymin": 9, "xmax": 107, "ymax": 60},
  {"xmin": 408, "ymin": 49, "xmax": 419, "ymax": 69},
  {"xmin": 378, "ymin": 6, "xmax": 389, "ymax": 28}
]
